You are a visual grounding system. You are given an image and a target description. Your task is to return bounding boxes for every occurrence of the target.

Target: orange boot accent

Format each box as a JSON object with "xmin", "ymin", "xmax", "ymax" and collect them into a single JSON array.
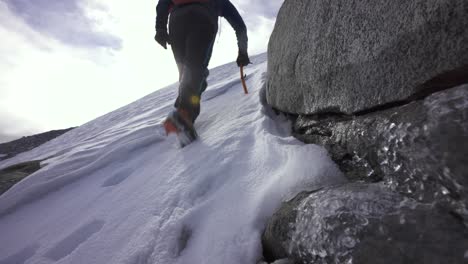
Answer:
[{"xmin": 163, "ymin": 119, "xmax": 179, "ymax": 135}]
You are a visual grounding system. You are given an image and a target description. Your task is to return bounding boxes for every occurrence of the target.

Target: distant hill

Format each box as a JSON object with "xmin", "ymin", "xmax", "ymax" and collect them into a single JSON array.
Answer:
[{"xmin": 0, "ymin": 128, "xmax": 75, "ymax": 161}]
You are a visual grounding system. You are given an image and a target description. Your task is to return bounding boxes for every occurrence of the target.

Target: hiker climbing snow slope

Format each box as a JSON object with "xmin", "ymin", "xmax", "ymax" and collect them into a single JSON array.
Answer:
[{"xmin": 155, "ymin": 0, "xmax": 251, "ymax": 147}]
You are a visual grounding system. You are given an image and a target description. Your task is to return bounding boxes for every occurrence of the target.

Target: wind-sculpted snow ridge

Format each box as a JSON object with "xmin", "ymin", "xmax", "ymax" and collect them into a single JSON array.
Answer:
[{"xmin": 0, "ymin": 53, "xmax": 345, "ymax": 264}]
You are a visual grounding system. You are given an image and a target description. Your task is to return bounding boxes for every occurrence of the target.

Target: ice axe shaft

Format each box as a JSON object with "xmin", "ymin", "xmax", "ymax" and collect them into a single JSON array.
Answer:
[{"xmin": 240, "ymin": 66, "xmax": 249, "ymax": 94}]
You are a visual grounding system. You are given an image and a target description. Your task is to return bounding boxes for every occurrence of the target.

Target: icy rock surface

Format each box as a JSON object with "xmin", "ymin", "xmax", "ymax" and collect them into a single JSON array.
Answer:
[
  {"xmin": 295, "ymin": 85, "xmax": 468, "ymax": 222},
  {"xmin": 263, "ymin": 183, "xmax": 468, "ymax": 264},
  {"xmin": 257, "ymin": 259, "xmax": 292, "ymax": 264}
]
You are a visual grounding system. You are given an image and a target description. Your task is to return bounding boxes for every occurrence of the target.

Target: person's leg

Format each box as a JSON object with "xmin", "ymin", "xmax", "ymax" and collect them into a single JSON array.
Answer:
[
  {"xmin": 176, "ymin": 10, "xmax": 216, "ymax": 123},
  {"xmin": 200, "ymin": 39, "xmax": 215, "ymax": 95},
  {"xmin": 169, "ymin": 14, "xmax": 186, "ymax": 109}
]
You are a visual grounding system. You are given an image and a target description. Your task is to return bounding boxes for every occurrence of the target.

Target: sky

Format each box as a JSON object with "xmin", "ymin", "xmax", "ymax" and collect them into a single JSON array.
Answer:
[{"xmin": 0, "ymin": 0, "xmax": 283, "ymax": 143}]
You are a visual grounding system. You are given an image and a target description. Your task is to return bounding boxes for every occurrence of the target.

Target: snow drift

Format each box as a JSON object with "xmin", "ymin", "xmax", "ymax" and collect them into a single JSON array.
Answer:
[{"xmin": 0, "ymin": 54, "xmax": 345, "ymax": 264}]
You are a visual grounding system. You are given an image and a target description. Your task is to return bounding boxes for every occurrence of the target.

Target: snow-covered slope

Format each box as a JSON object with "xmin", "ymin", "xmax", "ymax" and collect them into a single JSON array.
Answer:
[{"xmin": 0, "ymin": 54, "xmax": 345, "ymax": 264}]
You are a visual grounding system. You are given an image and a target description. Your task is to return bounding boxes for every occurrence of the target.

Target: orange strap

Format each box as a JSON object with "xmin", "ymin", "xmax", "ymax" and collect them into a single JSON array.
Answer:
[{"xmin": 240, "ymin": 66, "xmax": 249, "ymax": 94}]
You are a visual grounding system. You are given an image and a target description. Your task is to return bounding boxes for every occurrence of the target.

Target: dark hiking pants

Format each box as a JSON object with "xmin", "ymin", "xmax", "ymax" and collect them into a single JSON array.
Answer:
[{"xmin": 169, "ymin": 4, "xmax": 217, "ymax": 123}]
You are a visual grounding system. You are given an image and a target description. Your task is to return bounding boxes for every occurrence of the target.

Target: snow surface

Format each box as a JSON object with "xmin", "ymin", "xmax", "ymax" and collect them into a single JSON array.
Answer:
[{"xmin": 0, "ymin": 53, "xmax": 345, "ymax": 264}]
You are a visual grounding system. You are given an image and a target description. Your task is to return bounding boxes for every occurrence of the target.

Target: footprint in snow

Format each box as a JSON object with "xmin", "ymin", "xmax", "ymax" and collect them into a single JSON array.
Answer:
[
  {"xmin": 0, "ymin": 244, "xmax": 39, "ymax": 264},
  {"xmin": 175, "ymin": 226, "xmax": 192, "ymax": 257},
  {"xmin": 44, "ymin": 220, "xmax": 105, "ymax": 261},
  {"xmin": 101, "ymin": 169, "xmax": 133, "ymax": 187},
  {"xmin": 202, "ymin": 76, "xmax": 245, "ymax": 102}
]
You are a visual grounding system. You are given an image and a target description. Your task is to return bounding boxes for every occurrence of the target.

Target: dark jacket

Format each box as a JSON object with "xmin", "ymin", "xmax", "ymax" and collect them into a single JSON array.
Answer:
[{"xmin": 155, "ymin": 0, "xmax": 248, "ymax": 53}]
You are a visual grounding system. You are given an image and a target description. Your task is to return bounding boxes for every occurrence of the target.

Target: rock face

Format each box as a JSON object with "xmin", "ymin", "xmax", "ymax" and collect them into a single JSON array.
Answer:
[
  {"xmin": 0, "ymin": 161, "xmax": 42, "ymax": 196},
  {"xmin": 263, "ymin": 183, "xmax": 468, "ymax": 264},
  {"xmin": 266, "ymin": 0, "xmax": 468, "ymax": 115}
]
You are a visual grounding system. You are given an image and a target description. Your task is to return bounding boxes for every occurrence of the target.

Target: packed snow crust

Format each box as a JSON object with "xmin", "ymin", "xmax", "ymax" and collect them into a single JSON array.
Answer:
[{"xmin": 0, "ymin": 54, "xmax": 345, "ymax": 264}]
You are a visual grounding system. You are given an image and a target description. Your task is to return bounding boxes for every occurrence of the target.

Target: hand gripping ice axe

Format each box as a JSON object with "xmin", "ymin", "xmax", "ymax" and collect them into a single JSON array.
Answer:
[{"xmin": 240, "ymin": 66, "xmax": 249, "ymax": 94}]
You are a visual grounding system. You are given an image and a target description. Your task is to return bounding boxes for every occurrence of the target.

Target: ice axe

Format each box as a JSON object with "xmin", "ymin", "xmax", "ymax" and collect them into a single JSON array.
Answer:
[{"xmin": 240, "ymin": 66, "xmax": 249, "ymax": 94}]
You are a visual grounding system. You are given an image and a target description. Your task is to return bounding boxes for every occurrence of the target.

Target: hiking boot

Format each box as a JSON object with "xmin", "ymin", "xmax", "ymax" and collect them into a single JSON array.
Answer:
[{"xmin": 163, "ymin": 110, "xmax": 198, "ymax": 147}]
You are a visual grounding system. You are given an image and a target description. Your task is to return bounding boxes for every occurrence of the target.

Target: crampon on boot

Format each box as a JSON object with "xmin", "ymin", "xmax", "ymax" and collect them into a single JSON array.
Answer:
[{"xmin": 163, "ymin": 110, "xmax": 198, "ymax": 147}]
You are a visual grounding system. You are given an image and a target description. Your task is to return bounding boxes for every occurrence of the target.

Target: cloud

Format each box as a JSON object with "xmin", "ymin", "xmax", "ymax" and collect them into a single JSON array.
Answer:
[
  {"xmin": 0, "ymin": 0, "xmax": 180, "ymax": 140},
  {"xmin": 3, "ymin": 0, "xmax": 122, "ymax": 50}
]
